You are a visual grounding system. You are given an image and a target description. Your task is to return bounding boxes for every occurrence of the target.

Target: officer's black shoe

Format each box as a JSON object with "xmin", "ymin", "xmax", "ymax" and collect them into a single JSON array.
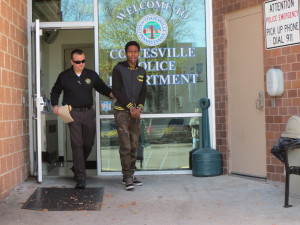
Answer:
[{"xmin": 75, "ymin": 181, "xmax": 86, "ymax": 189}]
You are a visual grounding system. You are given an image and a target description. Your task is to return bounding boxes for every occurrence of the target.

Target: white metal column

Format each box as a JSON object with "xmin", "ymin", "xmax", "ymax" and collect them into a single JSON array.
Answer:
[{"xmin": 35, "ymin": 20, "xmax": 44, "ymax": 183}]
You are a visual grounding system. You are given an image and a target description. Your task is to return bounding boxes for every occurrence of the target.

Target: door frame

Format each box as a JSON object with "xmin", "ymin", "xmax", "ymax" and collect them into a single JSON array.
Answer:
[
  {"xmin": 28, "ymin": 21, "xmax": 97, "ymax": 182},
  {"xmin": 33, "ymin": 19, "xmax": 43, "ymax": 183}
]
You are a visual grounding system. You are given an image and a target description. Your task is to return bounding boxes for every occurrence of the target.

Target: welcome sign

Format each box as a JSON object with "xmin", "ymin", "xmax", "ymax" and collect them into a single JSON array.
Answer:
[
  {"xmin": 98, "ymin": 0, "xmax": 206, "ymax": 113},
  {"xmin": 99, "ymin": 0, "xmax": 205, "ymax": 86}
]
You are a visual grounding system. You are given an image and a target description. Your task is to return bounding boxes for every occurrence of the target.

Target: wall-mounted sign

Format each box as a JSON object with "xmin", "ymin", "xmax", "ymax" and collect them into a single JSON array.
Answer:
[
  {"xmin": 136, "ymin": 14, "xmax": 168, "ymax": 46},
  {"xmin": 264, "ymin": 0, "xmax": 299, "ymax": 49},
  {"xmin": 101, "ymin": 1, "xmax": 203, "ymax": 86},
  {"xmin": 100, "ymin": 101, "xmax": 112, "ymax": 112}
]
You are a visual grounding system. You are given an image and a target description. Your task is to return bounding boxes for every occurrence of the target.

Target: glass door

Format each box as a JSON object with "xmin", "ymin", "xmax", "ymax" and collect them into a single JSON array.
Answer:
[
  {"xmin": 31, "ymin": 24, "xmax": 97, "ymax": 179},
  {"xmin": 30, "ymin": 0, "xmax": 99, "ymax": 178}
]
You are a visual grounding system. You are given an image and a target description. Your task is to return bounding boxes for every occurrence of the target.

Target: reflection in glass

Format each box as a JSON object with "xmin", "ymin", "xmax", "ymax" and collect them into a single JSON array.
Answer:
[
  {"xmin": 100, "ymin": 117, "xmax": 202, "ymax": 171},
  {"xmin": 32, "ymin": 0, "xmax": 93, "ymax": 22},
  {"xmin": 98, "ymin": 0, "xmax": 207, "ymax": 114}
]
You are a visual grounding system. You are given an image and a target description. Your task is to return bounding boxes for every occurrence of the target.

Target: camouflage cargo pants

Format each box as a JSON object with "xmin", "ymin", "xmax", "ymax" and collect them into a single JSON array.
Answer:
[{"xmin": 114, "ymin": 110, "xmax": 140, "ymax": 179}]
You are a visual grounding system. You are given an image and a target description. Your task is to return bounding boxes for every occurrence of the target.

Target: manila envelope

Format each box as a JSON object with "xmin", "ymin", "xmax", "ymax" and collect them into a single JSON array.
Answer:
[{"xmin": 58, "ymin": 105, "xmax": 74, "ymax": 123}]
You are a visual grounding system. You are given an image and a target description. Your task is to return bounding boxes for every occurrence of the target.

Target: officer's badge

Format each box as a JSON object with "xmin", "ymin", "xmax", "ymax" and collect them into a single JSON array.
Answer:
[{"xmin": 85, "ymin": 78, "xmax": 91, "ymax": 84}]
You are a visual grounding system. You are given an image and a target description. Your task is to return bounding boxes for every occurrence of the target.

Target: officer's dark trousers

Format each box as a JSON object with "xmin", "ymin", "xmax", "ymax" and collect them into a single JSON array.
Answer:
[
  {"xmin": 68, "ymin": 108, "xmax": 95, "ymax": 182},
  {"xmin": 114, "ymin": 110, "xmax": 140, "ymax": 179}
]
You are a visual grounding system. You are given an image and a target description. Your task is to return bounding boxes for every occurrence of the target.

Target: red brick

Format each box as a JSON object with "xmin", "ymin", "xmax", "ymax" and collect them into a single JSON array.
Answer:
[
  {"xmin": 290, "ymin": 45, "xmax": 300, "ymax": 54},
  {"xmin": 292, "ymin": 63, "xmax": 300, "ymax": 71},
  {"xmin": 288, "ymin": 90, "xmax": 297, "ymax": 98},
  {"xmin": 0, "ymin": 51, "xmax": 4, "ymax": 68},
  {"xmin": 1, "ymin": 157, "xmax": 7, "ymax": 174},
  {"xmin": 277, "ymin": 56, "xmax": 287, "ymax": 64},
  {"xmin": 0, "ymin": 140, "xmax": 3, "ymax": 157},
  {"xmin": 291, "ymin": 80, "xmax": 300, "ymax": 89},
  {"xmin": 287, "ymin": 54, "xmax": 296, "ymax": 63},
  {"xmin": 6, "ymin": 155, "xmax": 13, "ymax": 171},
  {"xmin": 0, "ymin": 176, "xmax": 4, "ymax": 194},
  {"xmin": 1, "ymin": 1, "xmax": 7, "ymax": 18}
]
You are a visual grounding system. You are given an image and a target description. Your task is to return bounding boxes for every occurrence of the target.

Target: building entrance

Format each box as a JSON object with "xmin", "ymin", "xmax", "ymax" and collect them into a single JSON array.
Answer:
[
  {"xmin": 31, "ymin": 25, "xmax": 202, "ymax": 182},
  {"xmin": 30, "ymin": 0, "xmax": 213, "ymax": 182}
]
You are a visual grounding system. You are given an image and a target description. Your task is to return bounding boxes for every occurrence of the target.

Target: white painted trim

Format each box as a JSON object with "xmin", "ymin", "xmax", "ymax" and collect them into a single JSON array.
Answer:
[
  {"xmin": 27, "ymin": 0, "xmax": 34, "ymax": 177},
  {"xmin": 99, "ymin": 170, "xmax": 193, "ymax": 176},
  {"xmin": 93, "ymin": 0, "xmax": 102, "ymax": 176},
  {"xmin": 35, "ymin": 20, "xmax": 43, "ymax": 183},
  {"xmin": 36, "ymin": 21, "xmax": 95, "ymax": 29},
  {"xmin": 99, "ymin": 113, "xmax": 202, "ymax": 119}
]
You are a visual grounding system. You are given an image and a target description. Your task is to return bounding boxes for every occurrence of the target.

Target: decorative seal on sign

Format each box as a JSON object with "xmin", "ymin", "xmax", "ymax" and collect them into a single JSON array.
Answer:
[{"xmin": 136, "ymin": 14, "xmax": 168, "ymax": 47}]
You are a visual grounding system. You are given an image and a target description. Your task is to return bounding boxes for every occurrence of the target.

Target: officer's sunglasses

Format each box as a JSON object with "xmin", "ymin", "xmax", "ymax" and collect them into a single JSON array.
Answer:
[{"xmin": 72, "ymin": 59, "xmax": 86, "ymax": 64}]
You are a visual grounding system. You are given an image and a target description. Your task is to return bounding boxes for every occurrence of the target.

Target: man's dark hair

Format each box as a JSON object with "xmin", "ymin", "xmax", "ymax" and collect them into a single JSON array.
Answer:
[
  {"xmin": 125, "ymin": 41, "xmax": 140, "ymax": 52},
  {"xmin": 71, "ymin": 49, "xmax": 84, "ymax": 59}
]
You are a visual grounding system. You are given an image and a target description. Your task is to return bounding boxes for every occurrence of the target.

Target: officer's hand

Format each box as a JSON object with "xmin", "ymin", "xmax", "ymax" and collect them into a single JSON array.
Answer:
[
  {"xmin": 109, "ymin": 92, "xmax": 114, "ymax": 99},
  {"xmin": 53, "ymin": 105, "xmax": 60, "ymax": 115}
]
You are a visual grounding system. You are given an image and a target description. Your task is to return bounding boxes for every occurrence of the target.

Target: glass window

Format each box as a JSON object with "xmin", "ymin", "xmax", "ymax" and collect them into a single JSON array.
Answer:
[
  {"xmin": 98, "ymin": 0, "xmax": 207, "ymax": 114},
  {"xmin": 32, "ymin": 0, "xmax": 93, "ymax": 22},
  {"xmin": 100, "ymin": 117, "xmax": 202, "ymax": 171},
  {"xmin": 98, "ymin": 0, "xmax": 207, "ymax": 172}
]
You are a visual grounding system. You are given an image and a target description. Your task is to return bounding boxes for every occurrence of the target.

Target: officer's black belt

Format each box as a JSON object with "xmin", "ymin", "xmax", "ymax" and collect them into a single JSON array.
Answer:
[{"xmin": 72, "ymin": 106, "xmax": 92, "ymax": 111}]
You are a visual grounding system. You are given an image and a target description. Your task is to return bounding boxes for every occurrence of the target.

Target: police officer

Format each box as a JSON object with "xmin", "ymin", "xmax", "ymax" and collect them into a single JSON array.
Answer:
[{"xmin": 51, "ymin": 49, "xmax": 113, "ymax": 189}]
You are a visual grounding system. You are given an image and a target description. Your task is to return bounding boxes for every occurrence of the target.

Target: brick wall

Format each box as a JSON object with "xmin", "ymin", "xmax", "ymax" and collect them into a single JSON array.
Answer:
[
  {"xmin": 264, "ymin": 45, "xmax": 300, "ymax": 182},
  {"xmin": 212, "ymin": 0, "xmax": 294, "ymax": 182},
  {"xmin": 0, "ymin": 0, "xmax": 29, "ymax": 200}
]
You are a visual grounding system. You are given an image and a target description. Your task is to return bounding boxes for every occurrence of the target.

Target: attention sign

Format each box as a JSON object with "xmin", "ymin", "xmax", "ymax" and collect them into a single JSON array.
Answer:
[{"xmin": 264, "ymin": 0, "xmax": 300, "ymax": 49}]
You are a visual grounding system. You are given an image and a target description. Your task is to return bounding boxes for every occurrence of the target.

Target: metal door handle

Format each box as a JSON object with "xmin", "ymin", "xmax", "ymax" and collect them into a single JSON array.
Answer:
[
  {"xmin": 256, "ymin": 91, "xmax": 264, "ymax": 110},
  {"xmin": 35, "ymin": 96, "xmax": 45, "ymax": 111}
]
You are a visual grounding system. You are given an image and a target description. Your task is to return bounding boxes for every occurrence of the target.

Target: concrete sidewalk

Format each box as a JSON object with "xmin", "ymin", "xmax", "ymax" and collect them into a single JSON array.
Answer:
[{"xmin": 1, "ymin": 174, "xmax": 300, "ymax": 225}]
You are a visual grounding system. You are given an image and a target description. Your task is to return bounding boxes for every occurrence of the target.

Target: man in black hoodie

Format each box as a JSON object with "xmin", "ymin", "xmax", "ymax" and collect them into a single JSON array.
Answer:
[{"xmin": 112, "ymin": 41, "xmax": 147, "ymax": 190}]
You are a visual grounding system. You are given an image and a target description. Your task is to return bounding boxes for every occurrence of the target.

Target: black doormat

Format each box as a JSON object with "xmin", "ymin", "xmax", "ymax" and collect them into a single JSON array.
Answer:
[{"xmin": 22, "ymin": 187, "xmax": 104, "ymax": 211}]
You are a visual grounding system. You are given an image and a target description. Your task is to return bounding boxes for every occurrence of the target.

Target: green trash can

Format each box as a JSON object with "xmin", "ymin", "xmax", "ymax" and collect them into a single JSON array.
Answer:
[{"xmin": 192, "ymin": 98, "xmax": 222, "ymax": 177}]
